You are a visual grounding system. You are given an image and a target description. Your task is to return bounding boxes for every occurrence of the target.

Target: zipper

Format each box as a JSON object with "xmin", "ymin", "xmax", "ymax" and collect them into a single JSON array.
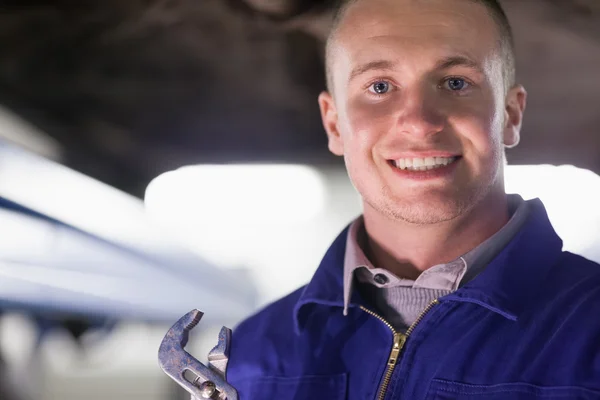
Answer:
[{"xmin": 360, "ymin": 299, "xmax": 439, "ymax": 400}]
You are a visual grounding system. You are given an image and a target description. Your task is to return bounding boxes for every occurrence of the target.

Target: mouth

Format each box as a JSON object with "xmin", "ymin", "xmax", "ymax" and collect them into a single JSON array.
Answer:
[{"xmin": 388, "ymin": 156, "xmax": 461, "ymax": 172}]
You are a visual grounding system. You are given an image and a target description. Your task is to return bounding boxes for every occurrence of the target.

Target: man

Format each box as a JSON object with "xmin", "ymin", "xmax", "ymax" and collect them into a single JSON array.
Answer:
[{"xmin": 228, "ymin": 0, "xmax": 600, "ymax": 398}]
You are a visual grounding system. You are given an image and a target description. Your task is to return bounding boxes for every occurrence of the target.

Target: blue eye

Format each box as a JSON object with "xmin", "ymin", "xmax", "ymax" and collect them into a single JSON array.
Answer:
[
  {"xmin": 370, "ymin": 81, "xmax": 390, "ymax": 94},
  {"xmin": 446, "ymin": 78, "xmax": 468, "ymax": 91}
]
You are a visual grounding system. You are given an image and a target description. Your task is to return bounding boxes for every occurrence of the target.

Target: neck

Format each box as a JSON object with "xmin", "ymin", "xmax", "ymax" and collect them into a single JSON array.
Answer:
[{"xmin": 362, "ymin": 191, "xmax": 510, "ymax": 280}]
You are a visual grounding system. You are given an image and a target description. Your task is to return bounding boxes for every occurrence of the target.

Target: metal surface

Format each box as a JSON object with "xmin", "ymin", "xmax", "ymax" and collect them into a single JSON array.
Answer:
[
  {"xmin": 158, "ymin": 309, "xmax": 238, "ymax": 400},
  {"xmin": 208, "ymin": 327, "xmax": 232, "ymax": 378}
]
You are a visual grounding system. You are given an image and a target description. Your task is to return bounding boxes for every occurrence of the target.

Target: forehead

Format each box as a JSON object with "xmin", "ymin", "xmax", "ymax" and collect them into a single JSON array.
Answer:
[{"xmin": 331, "ymin": 0, "xmax": 501, "ymax": 75}]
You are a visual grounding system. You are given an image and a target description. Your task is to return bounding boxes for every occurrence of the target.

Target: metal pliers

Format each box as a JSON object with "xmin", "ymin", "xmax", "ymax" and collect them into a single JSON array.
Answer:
[{"xmin": 158, "ymin": 310, "xmax": 238, "ymax": 400}]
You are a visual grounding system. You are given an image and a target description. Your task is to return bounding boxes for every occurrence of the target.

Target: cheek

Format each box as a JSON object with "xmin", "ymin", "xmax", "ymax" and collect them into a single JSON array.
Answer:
[
  {"xmin": 337, "ymin": 102, "xmax": 390, "ymax": 187},
  {"xmin": 449, "ymin": 99, "xmax": 504, "ymax": 154},
  {"xmin": 343, "ymin": 98, "xmax": 394, "ymax": 149}
]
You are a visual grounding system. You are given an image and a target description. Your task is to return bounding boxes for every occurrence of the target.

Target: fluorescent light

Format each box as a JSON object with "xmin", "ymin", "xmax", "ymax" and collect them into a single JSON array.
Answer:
[
  {"xmin": 144, "ymin": 164, "xmax": 328, "ymax": 267},
  {"xmin": 0, "ymin": 140, "xmax": 152, "ymax": 249},
  {"xmin": 0, "ymin": 141, "xmax": 257, "ymax": 323},
  {"xmin": 145, "ymin": 164, "xmax": 327, "ymax": 227},
  {"xmin": 505, "ymin": 164, "xmax": 600, "ymax": 258}
]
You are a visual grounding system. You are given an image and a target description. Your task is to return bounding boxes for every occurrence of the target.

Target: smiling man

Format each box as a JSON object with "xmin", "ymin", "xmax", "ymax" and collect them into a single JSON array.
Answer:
[{"xmin": 227, "ymin": 0, "xmax": 600, "ymax": 399}]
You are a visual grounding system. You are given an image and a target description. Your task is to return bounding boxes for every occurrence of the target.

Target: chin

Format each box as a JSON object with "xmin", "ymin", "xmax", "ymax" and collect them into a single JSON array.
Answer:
[{"xmin": 381, "ymin": 190, "xmax": 475, "ymax": 225}]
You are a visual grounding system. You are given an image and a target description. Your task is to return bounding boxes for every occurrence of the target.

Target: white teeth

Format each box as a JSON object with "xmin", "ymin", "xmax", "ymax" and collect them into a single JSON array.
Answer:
[{"xmin": 393, "ymin": 156, "xmax": 457, "ymax": 171}]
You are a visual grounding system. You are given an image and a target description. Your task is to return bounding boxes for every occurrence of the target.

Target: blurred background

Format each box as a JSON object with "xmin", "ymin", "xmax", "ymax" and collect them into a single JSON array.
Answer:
[{"xmin": 0, "ymin": 0, "xmax": 599, "ymax": 399}]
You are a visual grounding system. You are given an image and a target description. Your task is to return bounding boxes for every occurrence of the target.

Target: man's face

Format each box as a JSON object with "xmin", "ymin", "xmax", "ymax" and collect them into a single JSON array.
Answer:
[{"xmin": 319, "ymin": 0, "xmax": 526, "ymax": 224}]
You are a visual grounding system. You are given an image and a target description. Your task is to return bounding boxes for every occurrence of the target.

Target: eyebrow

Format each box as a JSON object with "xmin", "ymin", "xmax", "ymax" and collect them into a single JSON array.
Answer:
[
  {"xmin": 348, "ymin": 60, "xmax": 396, "ymax": 82},
  {"xmin": 348, "ymin": 55, "xmax": 484, "ymax": 83},
  {"xmin": 435, "ymin": 56, "xmax": 484, "ymax": 74}
]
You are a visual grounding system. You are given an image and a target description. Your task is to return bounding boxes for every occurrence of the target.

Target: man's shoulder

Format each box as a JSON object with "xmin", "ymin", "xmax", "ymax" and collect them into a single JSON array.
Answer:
[
  {"xmin": 534, "ymin": 252, "xmax": 600, "ymax": 366},
  {"xmin": 555, "ymin": 251, "xmax": 600, "ymax": 283},
  {"xmin": 542, "ymin": 251, "xmax": 600, "ymax": 318},
  {"xmin": 228, "ymin": 286, "xmax": 307, "ymax": 382},
  {"xmin": 232, "ymin": 285, "xmax": 305, "ymax": 344}
]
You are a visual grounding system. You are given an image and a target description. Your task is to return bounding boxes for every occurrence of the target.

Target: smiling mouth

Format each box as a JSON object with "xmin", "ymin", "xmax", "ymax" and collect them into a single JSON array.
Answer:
[{"xmin": 389, "ymin": 156, "xmax": 461, "ymax": 171}]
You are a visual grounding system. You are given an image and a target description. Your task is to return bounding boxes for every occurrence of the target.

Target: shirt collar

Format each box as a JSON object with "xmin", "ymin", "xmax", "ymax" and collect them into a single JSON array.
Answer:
[
  {"xmin": 293, "ymin": 197, "xmax": 563, "ymax": 334},
  {"xmin": 342, "ymin": 195, "xmax": 529, "ymax": 315},
  {"xmin": 293, "ymin": 225, "xmax": 350, "ymax": 334},
  {"xmin": 342, "ymin": 217, "xmax": 374, "ymax": 316},
  {"xmin": 459, "ymin": 194, "xmax": 529, "ymax": 284},
  {"xmin": 340, "ymin": 218, "xmax": 469, "ymax": 316}
]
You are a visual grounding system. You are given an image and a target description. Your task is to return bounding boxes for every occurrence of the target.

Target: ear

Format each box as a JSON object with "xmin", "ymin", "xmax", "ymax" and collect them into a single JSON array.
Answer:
[
  {"xmin": 318, "ymin": 91, "xmax": 344, "ymax": 156},
  {"xmin": 503, "ymin": 84, "xmax": 527, "ymax": 149}
]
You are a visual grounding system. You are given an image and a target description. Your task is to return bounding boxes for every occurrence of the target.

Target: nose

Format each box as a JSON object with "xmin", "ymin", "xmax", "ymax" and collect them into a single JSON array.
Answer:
[{"xmin": 395, "ymin": 87, "xmax": 445, "ymax": 138}]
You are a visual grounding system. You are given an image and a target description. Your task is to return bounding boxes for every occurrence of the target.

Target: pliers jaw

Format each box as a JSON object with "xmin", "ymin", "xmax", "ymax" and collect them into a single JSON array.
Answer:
[{"xmin": 158, "ymin": 309, "xmax": 238, "ymax": 400}]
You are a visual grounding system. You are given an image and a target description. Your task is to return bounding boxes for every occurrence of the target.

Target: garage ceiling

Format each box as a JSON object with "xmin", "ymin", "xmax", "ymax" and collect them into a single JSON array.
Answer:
[{"xmin": 0, "ymin": 0, "xmax": 598, "ymax": 196}]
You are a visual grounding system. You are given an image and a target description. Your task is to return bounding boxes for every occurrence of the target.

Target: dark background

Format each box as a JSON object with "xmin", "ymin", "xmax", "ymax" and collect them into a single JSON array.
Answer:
[{"xmin": 1, "ymin": 0, "xmax": 599, "ymax": 197}]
